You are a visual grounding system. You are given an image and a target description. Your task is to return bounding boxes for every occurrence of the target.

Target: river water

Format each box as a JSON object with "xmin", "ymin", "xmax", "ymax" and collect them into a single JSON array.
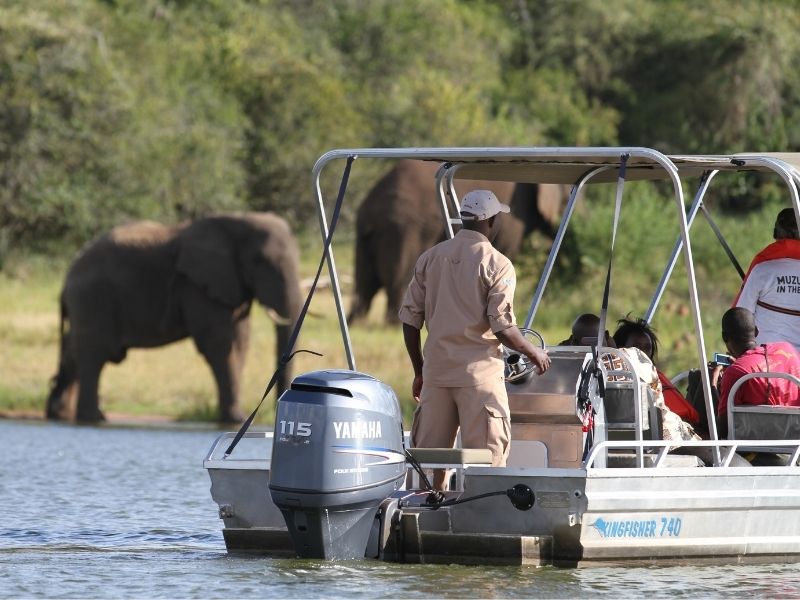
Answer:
[{"xmin": 2, "ymin": 419, "xmax": 799, "ymax": 599}]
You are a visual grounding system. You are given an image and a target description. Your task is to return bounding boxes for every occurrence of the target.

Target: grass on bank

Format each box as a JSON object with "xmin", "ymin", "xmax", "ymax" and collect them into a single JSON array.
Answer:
[{"xmin": 0, "ymin": 187, "xmax": 785, "ymax": 428}]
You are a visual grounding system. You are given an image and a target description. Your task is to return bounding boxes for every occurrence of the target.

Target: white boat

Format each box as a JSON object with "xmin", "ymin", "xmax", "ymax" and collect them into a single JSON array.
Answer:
[{"xmin": 204, "ymin": 148, "xmax": 800, "ymax": 566}]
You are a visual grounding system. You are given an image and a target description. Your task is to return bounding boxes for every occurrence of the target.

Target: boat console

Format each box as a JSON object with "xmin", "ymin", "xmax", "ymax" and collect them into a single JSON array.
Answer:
[
  {"xmin": 506, "ymin": 347, "xmax": 587, "ymax": 468},
  {"xmin": 506, "ymin": 345, "xmax": 660, "ymax": 468}
]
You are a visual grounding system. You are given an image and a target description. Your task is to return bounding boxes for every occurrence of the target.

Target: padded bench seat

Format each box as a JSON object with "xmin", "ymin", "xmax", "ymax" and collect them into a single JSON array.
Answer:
[
  {"xmin": 405, "ymin": 448, "xmax": 493, "ymax": 465},
  {"xmin": 728, "ymin": 372, "xmax": 800, "ymax": 442},
  {"xmin": 731, "ymin": 405, "xmax": 800, "ymax": 440}
]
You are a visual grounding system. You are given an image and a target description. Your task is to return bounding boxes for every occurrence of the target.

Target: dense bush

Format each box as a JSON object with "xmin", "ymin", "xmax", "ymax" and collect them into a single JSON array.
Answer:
[{"xmin": 1, "ymin": 0, "xmax": 799, "ymax": 259}]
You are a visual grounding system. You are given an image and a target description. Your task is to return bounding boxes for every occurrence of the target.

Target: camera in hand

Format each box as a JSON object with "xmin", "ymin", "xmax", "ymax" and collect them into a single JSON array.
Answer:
[{"xmin": 711, "ymin": 352, "xmax": 733, "ymax": 367}]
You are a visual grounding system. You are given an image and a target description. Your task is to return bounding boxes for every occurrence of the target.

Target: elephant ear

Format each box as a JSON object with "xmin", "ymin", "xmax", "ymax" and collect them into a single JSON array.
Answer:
[{"xmin": 175, "ymin": 218, "xmax": 245, "ymax": 308}]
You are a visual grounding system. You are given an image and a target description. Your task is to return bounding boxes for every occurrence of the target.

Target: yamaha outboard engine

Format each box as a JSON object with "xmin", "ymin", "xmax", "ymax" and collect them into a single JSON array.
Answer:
[{"xmin": 269, "ymin": 370, "xmax": 406, "ymax": 559}]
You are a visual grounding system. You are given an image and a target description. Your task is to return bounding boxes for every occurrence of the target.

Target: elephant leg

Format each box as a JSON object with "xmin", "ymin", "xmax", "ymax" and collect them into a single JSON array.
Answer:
[
  {"xmin": 46, "ymin": 377, "xmax": 78, "ymax": 421},
  {"xmin": 384, "ymin": 231, "xmax": 423, "ymax": 325},
  {"xmin": 230, "ymin": 317, "xmax": 250, "ymax": 418},
  {"xmin": 348, "ymin": 233, "xmax": 381, "ymax": 324},
  {"xmin": 385, "ymin": 280, "xmax": 406, "ymax": 325},
  {"xmin": 75, "ymin": 353, "xmax": 106, "ymax": 423},
  {"xmin": 558, "ymin": 229, "xmax": 583, "ymax": 276},
  {"xmin": 196, "ymin": 319, "xmax": 249, "ymax": 424},
  {"xmin": 46, "ymin": 342, "xmax": 79, "ymax": 420}
]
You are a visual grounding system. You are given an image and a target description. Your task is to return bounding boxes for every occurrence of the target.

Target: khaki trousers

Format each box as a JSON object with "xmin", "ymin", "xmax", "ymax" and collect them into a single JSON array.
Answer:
[{"xmin": 410, "ymin": 376, "xmax": 510, "ymax": 490}]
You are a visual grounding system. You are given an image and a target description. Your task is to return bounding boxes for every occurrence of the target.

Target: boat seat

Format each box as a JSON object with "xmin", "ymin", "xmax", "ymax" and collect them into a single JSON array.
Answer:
[
  {"xmin": 598, "ymin": 349, "xmax": 660, "ymax": 435},
  {"xmin": 728, "ymin": 372, "xmax": 800, "ymax": 453},
  {"xmin": 507, "ymin": 392, "xmax": 583, "ymax": 469},
  {"xmin": 506, "ymin": 439, "xmax": 548, "ymax": 468},
  {"xmin": 605, "ymin": 385, "xmax": 662, "ymax": 442},
  {"xmin": 406, "ymin": 448, "xmax": 493, "ymax": 465},
  {"xmin": 732, "ymin": 406, "xmax": 800, "ymax": 439}
]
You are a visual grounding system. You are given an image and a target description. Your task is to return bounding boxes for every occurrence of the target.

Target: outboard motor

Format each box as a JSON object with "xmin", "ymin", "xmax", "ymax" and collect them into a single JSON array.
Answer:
[{"xmin": 269, "ymin": 370, "xmax": 406, "ymax": 559}]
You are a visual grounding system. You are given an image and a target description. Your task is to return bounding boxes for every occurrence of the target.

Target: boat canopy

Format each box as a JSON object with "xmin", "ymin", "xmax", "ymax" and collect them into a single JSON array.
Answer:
[
  {"xmin": 456, "ymin": 152, "xmax": 800, "ymax": 184},
  {"xmin": 313, "ymin": 147, "xmax": 800, "ymax": 185}
]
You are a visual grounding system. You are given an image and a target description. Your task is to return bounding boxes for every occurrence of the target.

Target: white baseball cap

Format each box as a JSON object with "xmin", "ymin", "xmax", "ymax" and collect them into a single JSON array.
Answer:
[{"xmin": 459, "ymin": 189, "xmax": 510, "ymax": 221}]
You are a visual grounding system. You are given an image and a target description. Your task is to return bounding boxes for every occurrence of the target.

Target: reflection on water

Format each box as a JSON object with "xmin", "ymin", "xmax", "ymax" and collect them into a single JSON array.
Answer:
[{"xmin": 2, "ymin": 420, "xmax": 800, "ymax": 598}]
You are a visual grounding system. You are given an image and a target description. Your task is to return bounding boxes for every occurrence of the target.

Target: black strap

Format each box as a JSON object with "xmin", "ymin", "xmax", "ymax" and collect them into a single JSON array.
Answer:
[
  {"xmin": 596, "ymin": 153, "xmax": 629, "ymax": 352},
  {"xmin": 762, "ymin": 344, "xmax": 772, "ymax": 404},
  {"xmin": 581, "ymin": 154, "xmax": 628, "ymax": 462},
  {"xmin": 223, "ymin": 155, "xmax": 356, "ymax": 458},
  {"xmin": 756, "ymin": 299, "xmax": 800, "ymax": 316},
  {"xmin": 699, "ymin": 204, "xmax": 745, "ymax": 280}
]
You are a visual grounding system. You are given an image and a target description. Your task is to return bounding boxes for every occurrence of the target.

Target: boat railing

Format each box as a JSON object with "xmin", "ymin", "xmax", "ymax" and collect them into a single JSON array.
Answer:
[
  {"xmin": 584, "ymin": 438, "xmax": 800, "ymax": 469},
  {"xmin": 203, "ymin": 431, "xmax": 273, "ymax": 470},
  {"xmin": 670, "ymin": 370, "xmax": 690, "ymax": 387}
]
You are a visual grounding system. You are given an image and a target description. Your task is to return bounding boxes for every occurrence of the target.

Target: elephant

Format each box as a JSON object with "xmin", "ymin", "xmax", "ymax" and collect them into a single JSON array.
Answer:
[
  {"xmin": 348, "ymin": 159, "xmax": 574, "ymax": 324},
  {"xmin": 46, "ymin": 212, "xmax": 302, "ymax": 424}
]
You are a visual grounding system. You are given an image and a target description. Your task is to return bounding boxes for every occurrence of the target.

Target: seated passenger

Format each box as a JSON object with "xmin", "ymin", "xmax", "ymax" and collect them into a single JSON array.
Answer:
[
  {"xmin": 601, "ymin": 339, "xmax": 699, "ymax": 444},
  {"xmin": 559, "ymin": 313, "xmax": 613, "ymax": 346},
  {"xmin": 612, "ymin": 316, "xmax": 701, "ymax": 428},
  {"xmin": 714, "ymin": 307, "xmax": 800, "ymax": 438}
]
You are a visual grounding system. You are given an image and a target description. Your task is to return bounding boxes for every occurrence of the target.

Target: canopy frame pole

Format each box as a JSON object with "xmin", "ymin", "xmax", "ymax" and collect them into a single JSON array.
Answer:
[
  {"xmin": 645, "ymin": 170, "xmax": 719, "ymax": 323},
  {"xmin": 435, "ymin": 162, "xmax": 461, "ymax": 240},
  {"xmin": 523, "ymin": 166, "xmax": 614, "ymax": 329},
  {"xmin": 312, "ymin": 161, "xmax": 357, "ymax": 370}
]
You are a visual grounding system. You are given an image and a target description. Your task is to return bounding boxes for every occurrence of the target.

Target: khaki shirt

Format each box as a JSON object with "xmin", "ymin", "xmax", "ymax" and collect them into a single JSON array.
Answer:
[{"xmin": 398, "ymin": 229, "xmax": 517, "ymax": 386}]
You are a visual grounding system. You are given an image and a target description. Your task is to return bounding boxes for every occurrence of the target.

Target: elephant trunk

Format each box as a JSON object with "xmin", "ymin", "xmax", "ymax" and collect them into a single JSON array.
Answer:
[
  {"xmin": 267, "ymin": 274, "xmax": 303, "ymax": 398},
  {"xmin": 276, "ymin": 321, "xmax": 292, "ymax": 395}
]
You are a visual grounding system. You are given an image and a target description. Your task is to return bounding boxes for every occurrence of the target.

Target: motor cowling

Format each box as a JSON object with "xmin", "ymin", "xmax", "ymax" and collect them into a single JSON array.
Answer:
[{"xmin": 268, "ymin": 370, "xmax": 406, "ymax": 559}]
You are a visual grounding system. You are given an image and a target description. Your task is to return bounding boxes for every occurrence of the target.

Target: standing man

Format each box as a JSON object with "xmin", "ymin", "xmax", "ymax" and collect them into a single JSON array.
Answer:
[
  {"xmin": 713, "ymin": 307, "xmax": 800, "ymax": 438},
  {"xmin": 734, "ymin": 207, "xmax": 800, "ymax": 349},
  {"xmin": 398, "ymin": 189, "xmax": 550, "ymax": 490}
]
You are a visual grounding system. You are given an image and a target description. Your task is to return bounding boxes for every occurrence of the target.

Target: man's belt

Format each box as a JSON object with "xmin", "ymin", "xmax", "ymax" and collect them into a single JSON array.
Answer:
[{"xmin": 756, "ymin": 299, "xmax": 800, "ymax": 316}]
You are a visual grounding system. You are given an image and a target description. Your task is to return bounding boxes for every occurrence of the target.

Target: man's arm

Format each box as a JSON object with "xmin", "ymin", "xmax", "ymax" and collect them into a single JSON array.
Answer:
[
  {"xmin": 495, "ymin": 326, "xmax": 551, "ymax": 374},
  {"xmin": 402, "ymin": 323, "xmax": 424, "ymax": 401},
  {"xmin": 485, "ymin": 259, "xmax": 550, "ymax": 374}
]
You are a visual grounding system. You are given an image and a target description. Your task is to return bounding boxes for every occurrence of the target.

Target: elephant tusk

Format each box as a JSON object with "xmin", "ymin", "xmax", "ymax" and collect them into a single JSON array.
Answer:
[
  {"xmin": 300, "ymin": 274, "xmax": 353, "ymax": 292},
  {"xmin": 262, "ymin": 307, "xmax": 293, "ymax": 326}
]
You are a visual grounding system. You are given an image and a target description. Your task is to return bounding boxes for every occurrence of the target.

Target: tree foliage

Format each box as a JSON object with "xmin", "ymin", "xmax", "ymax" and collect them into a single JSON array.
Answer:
[{"xmin": 1, "ymin": 0, "xmax": 799, "ymax": 257}]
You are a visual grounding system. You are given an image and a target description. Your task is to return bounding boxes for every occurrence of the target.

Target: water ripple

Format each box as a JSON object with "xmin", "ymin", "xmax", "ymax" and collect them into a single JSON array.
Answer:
[{"xmin": 0, "ymin": 527, "xmax": 220, "ymax": 552}]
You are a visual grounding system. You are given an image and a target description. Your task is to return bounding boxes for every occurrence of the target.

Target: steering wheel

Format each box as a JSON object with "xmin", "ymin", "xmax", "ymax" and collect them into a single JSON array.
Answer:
[{"xmin": 503, "ymin": 328, "xmax": 546, "ymax": 384}]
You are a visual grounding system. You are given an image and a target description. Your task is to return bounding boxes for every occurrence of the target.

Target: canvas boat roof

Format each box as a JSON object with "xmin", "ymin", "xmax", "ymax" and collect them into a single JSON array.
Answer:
[
  {"xmin": 455, "ymin": 152, "xmax": 800, "ymax": 184},
  {"xmin": 313, "ymin": 147, "xmax": 800, "ymax": 185}
]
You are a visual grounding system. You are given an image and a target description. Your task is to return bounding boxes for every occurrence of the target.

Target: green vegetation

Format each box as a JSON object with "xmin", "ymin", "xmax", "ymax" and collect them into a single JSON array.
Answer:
[
  {"xmin": 3, "ymin": 0, "xmax": 800, "ymax": 252},
  {"xmin": 1, "ymin": 0, "xmax": 798, "ymax": 424}
]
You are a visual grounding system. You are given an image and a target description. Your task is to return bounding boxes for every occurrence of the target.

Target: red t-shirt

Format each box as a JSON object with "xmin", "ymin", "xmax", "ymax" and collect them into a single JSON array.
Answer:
[
  {"xmin": 717, "ymin": 342, "xmax": 800, "ymax": 416},
  {"xmin": 658, "ymin": 370, "xmax": 700, "ymax": 425}
]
